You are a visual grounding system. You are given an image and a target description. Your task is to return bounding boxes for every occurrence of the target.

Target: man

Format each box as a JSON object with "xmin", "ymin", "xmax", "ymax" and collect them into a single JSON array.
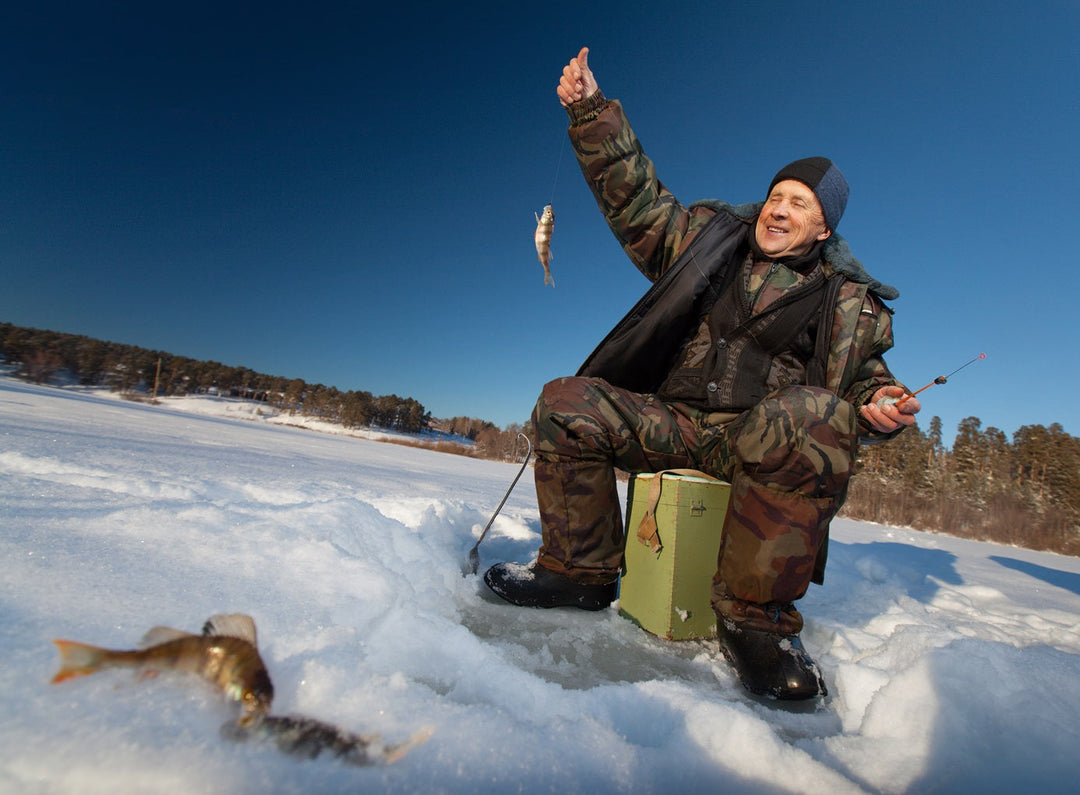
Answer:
[{"xmin": 485, "ymin": 48, "xmax": 920, "ymax": 700}]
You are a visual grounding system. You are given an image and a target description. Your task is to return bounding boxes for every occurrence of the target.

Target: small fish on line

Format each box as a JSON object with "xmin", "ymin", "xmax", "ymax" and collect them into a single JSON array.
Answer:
[
  {"xmin": 534, "ymin": 204, "xmax": 555, "ymax": 286},
  {"xmin": 51, "ymin": 613, "xmax": 274, "ymax": 716},
  {"xmin": 222, "ymin": 713, "xmax": 434, "ymax": 766}
]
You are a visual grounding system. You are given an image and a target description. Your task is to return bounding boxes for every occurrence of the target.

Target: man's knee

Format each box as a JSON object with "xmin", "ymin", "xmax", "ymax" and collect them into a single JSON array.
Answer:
[
  {"xmin": 535, "ymin": 377, "xmax": 595, "ymax": 430},
  {"xmin": 767, "ymin": 385, "xmax": 855, "ymax": 427},
  {"xmin": 532, "ymin": 377, "xmax": 613, "ymax": 458},
  {"xmin": 734, "ymin": 386, "xmax": 857, "ymax": 493}
]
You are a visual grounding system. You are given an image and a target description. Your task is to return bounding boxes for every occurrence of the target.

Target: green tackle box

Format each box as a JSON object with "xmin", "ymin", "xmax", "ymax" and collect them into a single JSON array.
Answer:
[{"xmin": 619, "ymin": 472, "xmax": 731, "ymax": 641}]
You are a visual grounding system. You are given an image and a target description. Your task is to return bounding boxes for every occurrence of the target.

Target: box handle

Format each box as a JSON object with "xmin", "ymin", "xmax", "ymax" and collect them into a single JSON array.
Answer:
[{"xmin": 635, "ymin": 469, "xmax": 722, "ymax": 554}]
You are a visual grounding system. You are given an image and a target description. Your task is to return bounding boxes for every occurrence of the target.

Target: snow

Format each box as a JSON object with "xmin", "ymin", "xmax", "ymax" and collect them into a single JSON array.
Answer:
[{"xmin": 2, "ymin": 374, "xmax": 1079, "ymax": 794}]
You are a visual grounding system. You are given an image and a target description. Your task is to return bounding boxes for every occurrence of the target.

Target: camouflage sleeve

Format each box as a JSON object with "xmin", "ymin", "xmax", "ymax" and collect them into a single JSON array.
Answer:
[
  {"xmin": 567, "ymin": 99, "xmax": 712, "ymax": 281},
  {"xmin": 843, "ymin": 294, "xmax": 908, "ymax": 440}
]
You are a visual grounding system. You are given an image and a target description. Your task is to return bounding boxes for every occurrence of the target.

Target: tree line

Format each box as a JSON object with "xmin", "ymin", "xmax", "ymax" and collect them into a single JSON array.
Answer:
[
  {"xmin": 437, "ymin": 416, "xmax": 531, "ymax": 461},
  {"xmin": 4, "ymin": 322, "xmax": 1077, "ymax": 555},
  {"xmin": 0, "ymin": 323, "xmax": 429, "ymax": 433},
  {"xmin": 842, "ymin": 415, "xmax": 1079, "ymax": 555}
]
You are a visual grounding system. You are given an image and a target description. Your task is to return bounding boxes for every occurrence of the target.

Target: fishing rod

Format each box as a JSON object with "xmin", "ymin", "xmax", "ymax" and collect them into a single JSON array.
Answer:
[
  {"xmin": 464, "ymin": 432, "xmax": 533, "ymax": 576},
  {"xmin": 879, "ymin": 352, "xmax": 987, "ymax": 408}
]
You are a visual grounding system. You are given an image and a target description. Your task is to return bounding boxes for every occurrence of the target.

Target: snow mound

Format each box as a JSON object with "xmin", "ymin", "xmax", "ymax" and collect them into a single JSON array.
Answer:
[{"xmin": 2, "ymin": 376, "xmax": 1079, "ymax": 793}]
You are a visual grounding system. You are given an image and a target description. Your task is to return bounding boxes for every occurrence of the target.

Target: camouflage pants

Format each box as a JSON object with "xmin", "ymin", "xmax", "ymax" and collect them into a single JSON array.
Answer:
[{"xmin": 532, "ymin": 377, "xmax": 858, "ymax": 631}]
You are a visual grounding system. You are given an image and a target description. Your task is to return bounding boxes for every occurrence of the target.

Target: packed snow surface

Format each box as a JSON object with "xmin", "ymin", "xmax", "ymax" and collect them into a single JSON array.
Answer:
[{"xmin": 2, "ymin": 375, "xmax": 1079, "ymax": 794}]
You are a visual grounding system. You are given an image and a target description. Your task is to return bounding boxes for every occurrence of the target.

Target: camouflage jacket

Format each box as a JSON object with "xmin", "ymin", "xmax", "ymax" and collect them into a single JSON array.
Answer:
[{"xmin": 569, "ymin": 99, "xmax": 906, "ymax": 441}]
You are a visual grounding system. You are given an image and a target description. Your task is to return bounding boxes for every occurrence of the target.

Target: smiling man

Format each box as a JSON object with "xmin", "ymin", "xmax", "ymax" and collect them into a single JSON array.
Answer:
[
  {"xmin": 757, "ymin": 159, "xmax": 843, "ymax": 258},
  {"xmin": 484, "ymin": 48, "xmax": 920, "ymax": 701}
]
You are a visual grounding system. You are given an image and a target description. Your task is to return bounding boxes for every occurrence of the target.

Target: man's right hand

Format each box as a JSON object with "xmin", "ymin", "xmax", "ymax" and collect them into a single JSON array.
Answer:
[{"xmin": 557, "ymin": 47, "xmax": 600, "ymax": 106}]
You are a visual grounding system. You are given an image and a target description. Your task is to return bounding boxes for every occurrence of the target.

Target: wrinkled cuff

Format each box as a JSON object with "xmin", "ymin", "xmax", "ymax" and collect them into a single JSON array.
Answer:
[{"xmin": 564, "ymin": 90, "xmax": 609, "ymax": 126}]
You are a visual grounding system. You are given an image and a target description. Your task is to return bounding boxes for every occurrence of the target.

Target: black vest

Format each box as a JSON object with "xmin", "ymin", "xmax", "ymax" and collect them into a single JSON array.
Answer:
[
  {"xmin": 658, "ymin": 259, "xmax": 830, "ymax": 410},
  {"xmin": 577, "ymin": 209, "xmax": 749, "ymax": 392},
  {"xmin": 577, "ymin": 207, "xmax": 843, "ymax": 405}
]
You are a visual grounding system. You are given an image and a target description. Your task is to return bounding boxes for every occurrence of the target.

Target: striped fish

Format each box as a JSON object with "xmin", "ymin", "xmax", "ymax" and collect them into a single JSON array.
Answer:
[
  {"xmin": 51, "ymin": 613, "xmax": 274, "ymax": 716},
  {"xmin": 534, "ymin": 204, "xmax": 555, "ymax": 286}
]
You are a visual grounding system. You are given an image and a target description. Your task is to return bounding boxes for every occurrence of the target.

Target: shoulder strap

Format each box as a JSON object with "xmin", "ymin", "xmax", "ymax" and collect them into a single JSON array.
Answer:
[
  {"xmin": 635, "ymin": 469, "xmax": 724, "ymax": 554},
  {"xmin": 806, "ymin": 274, "xmax": 845, "ymax": 389}
]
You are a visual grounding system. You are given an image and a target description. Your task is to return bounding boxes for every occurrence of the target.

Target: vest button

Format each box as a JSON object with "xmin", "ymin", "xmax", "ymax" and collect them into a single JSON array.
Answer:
[
  {"xmin": 706, "ymin": 381, "xmax": 718, "ymax": 392},
  {"xmin": 716, "ymin": 337, "xmax": 727, "ymax": 349}
]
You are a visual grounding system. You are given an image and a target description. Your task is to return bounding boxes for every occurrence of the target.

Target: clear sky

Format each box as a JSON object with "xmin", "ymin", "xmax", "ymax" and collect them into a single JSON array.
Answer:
[{"xmin": 3, "ymin": 1, "xmax": 1078, "ymax": 442}]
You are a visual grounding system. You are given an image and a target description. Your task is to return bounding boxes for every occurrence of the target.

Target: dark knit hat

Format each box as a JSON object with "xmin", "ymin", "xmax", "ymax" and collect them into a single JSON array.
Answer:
[{"xmin": 768, "ymin": 157, "xmax": 849, "ymax": 231}]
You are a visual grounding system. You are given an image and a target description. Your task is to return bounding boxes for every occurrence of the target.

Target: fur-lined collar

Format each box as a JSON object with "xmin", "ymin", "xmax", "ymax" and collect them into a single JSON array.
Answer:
[{"xmin": 690, "ymin": 199, "xmax": 900, "ymax": 300}]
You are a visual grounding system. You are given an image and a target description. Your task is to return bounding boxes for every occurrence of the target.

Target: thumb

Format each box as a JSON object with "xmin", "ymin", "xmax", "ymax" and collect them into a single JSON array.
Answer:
[{"xmin": 576, "ymin": 47, "xmax": 599, "ymax": 95}]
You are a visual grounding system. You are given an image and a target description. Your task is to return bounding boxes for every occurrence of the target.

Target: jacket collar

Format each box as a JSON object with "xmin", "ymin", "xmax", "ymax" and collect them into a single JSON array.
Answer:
[{"xmin": 690, "ymin": 199, "xmax": 900, "ymax": 300}]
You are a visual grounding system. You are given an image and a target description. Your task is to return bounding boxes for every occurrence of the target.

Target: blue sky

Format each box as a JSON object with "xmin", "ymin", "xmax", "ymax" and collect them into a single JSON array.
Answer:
[{"xmin": 3, "ymin": 1, "xmax": 1077, "ymax": 442}]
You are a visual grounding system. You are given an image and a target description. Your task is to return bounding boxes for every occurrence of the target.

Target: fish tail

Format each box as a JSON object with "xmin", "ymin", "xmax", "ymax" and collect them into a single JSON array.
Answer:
[
  {"xmin": 51, "ymin": 639, "xmax": 109, "ymax": 683},
  {"xmin": 383, "ymin": 726, "xmax": 435, "ymax": 764}
]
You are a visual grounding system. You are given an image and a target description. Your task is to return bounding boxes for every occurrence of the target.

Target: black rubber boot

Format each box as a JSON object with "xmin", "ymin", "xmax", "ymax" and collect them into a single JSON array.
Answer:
[
  {"xmin": 715, "ymin": 617, "xmax": 827, "ymax": 700},
  {"xmin": 483, "ymin": 562, "xmax": 616, "ymax": 611}
]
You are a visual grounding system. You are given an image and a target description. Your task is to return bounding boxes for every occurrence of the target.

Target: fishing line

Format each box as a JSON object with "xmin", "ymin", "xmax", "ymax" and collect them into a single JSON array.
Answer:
[
  {"xmin": 937, "ymin": 353, "xmax": 987, "ymax": 381},
  {"xmin": 548, "ymin": 132, "xmax": 567, "ymax": 206}
]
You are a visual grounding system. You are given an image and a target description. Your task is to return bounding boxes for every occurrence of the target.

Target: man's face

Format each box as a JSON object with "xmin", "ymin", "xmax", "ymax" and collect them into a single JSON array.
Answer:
[{"xmin": 754, "ymin": 179, "xmax": 832, "ymax": 258}]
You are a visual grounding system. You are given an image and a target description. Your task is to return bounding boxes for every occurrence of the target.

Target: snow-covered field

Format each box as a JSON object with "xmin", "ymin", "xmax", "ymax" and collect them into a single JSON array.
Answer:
[{"xmin": 2, "ymin": 375, "xmax": 1078, "ymax": 794}]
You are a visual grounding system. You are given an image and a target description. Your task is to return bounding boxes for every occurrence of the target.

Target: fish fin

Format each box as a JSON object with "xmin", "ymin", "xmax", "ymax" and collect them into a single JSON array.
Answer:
[
  {"xmin": 203, "ymin": 614, "xmax": 258, "ymax": 645},
  {"xmin": 383, "ymin": 726, "xmax": 435, "ymax": 764},
  {"xmin": 139, "ymin": 626, "xmax": 195, "ymax": 648},
  {"xmin": 51, "ymin": 639, "xmax": 107, "ymax": 683}
]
